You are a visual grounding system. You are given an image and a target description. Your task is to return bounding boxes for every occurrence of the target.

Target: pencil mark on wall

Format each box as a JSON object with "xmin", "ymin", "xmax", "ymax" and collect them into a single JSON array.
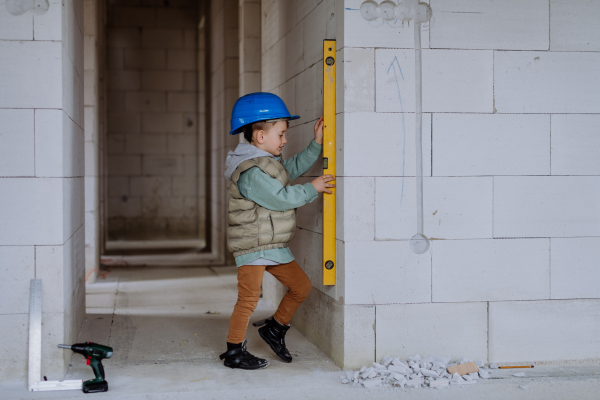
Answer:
[{"xmin": 387, "ymin": 56, "xmax": 406, "ymax": 206}]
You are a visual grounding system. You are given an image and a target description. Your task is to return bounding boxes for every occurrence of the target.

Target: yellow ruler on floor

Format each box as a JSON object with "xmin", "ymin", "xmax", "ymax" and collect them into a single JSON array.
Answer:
[{"xmin": 322, "ymin": 39, "xmax": 336, "ymax": 286}]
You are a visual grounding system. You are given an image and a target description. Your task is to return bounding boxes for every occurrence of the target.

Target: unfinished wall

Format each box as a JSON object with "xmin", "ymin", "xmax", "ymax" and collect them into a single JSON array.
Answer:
[
  {"xmin": 208, "ymin": 0, "xmax": 239, "ymax": 264},
  {"xmin": 258, "ymin": 0, "xmax": 359, "ymax": 367},
  {"xmin": 338, "ymin": 0, "xmax": 600, "ymax": 367},
  {"xmin": 0, "ymin": 0, "xmax": 85, "ymax": 379},
  {"xmin": 83, "ymin": 0, "xmax": 106, "ymax": 283},
  {"xmin": 260, "ymin": 0, "xmax": 600, "ymax": 369},
  {"xmin": 105, "ymin": 0, "xmax": 204, "ymax": 242},
  {"xmin": 239, "ymin": 0, "xmax": 261, "ymax": 96}
]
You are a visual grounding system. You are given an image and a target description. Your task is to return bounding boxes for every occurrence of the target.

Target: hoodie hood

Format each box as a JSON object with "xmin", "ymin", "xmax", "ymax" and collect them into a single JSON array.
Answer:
[{"xmin": 224, "ymin": 143, "xmax": 278, "ymax": 180}]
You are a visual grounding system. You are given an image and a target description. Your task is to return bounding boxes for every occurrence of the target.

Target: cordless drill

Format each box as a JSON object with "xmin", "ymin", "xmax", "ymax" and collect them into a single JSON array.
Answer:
[{"xmin": 58, "ymin": 342, "xmax": 113, "ymax": 393}]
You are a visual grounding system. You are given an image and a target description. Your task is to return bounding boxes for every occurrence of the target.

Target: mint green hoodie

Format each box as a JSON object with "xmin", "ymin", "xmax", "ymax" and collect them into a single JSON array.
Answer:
[{"xmin": 224, "ymin": 140, "xmax": 322, "ymax": 267}]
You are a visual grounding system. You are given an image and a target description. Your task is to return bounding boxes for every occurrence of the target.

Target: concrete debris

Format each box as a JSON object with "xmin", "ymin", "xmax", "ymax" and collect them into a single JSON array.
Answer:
[
  {"xmin": 468, "ymin": 372, "xmax": 480, "ymax": 380},
  {"xmin": 490, "ymin": 363, "xmax": 499, "ymax": 369},
  {"xmin": 513, "ymin": 372, "xmax": 527, "ymax": 377},
  {"xmin": 520, "ymin": 385, "xmax": 529, "ymax": 390},
  {"xmin": 428, "ymin": 378, "xmax": 450, "ymax": 387},
  {"xmin": 341, "ymin": 355, "xmax": 496, "ymax": 390}
]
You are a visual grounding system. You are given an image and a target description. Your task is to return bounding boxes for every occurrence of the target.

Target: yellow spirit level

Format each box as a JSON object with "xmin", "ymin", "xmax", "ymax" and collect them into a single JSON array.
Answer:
[{"xmin": 322, "ymin": 40, "xmax": 336, "ymax": 286}]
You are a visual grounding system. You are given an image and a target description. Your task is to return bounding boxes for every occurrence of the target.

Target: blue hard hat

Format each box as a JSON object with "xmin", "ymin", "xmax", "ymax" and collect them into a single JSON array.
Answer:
[{"xmin": 229, "ymin": 92, "xmax": 300, "ymax": 135}]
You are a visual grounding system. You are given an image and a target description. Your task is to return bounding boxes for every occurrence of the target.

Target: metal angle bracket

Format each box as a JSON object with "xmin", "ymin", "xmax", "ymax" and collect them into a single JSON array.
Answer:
[{"xmin": 28, "ymin": 279, "xmax": 82, "ymax": 392}]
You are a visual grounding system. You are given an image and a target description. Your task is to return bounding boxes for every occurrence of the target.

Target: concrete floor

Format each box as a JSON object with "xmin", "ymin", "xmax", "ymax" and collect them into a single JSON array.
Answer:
[{"xmin": 2, "ymin": 265, "xmax": 600, "ymax": 399}]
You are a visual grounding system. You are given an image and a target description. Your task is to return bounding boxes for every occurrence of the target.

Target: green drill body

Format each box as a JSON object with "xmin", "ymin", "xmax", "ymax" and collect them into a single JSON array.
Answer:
[{"xmin": 58, "ymin": 342, "xmax": 113, "ymax": 393}]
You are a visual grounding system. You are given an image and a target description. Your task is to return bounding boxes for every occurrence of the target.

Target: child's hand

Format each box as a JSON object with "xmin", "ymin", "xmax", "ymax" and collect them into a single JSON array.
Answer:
[
  {"xmin": 311, "ymin": 174, "xmax": 335, "ymax": 194},
  {"xmin": 314, "ymin": 116, "xmax": 324, "ymax": 145}
]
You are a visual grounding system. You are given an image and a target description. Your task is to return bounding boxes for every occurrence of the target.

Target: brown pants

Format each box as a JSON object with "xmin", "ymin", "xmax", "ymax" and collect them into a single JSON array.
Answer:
[{"xmin": 226, "ymin": 260, "xmax": 311, "ymax": 344}]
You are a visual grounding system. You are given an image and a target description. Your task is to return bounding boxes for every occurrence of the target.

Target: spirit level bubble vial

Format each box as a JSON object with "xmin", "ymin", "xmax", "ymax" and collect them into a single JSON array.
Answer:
[{"xmin": 323, "ymin": 39, "xmax": 336, "ymax": 286}]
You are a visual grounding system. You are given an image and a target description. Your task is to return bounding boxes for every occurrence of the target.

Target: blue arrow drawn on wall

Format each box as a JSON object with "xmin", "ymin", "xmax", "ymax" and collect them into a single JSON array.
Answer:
[{"xmin": 387, "ymin": 56, "xmax": 407, "ymax": 205}]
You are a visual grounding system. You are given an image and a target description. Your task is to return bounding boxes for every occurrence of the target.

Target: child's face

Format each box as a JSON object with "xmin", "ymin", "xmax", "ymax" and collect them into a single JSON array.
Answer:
[{"xmin": 257, "ymin": 121, "xmax": 288, "ymax": 157}]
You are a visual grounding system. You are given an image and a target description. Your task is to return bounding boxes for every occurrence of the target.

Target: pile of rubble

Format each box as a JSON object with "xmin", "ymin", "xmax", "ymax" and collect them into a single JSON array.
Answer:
[{"xmin": 340, "ymin": 355, "xmax": 494, "ymax": 390}]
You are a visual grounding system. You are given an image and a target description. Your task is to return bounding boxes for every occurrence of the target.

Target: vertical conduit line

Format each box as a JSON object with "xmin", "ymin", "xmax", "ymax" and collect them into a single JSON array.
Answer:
[
  {"xmin": 487, "ymin": 301, "xmax": 490, "ymax": 363},
  {"xmin": 549, "ymin": 238, "xmax": 552, "ymax": 299},
  {"xmin": 374, "ymin": 304, "xmax": 377, "ymax": 362},
  {"xmin": 414, "ymin": 21, "xmax": 424, "ymax": 238},
  {"xmin": 358, "ymin": 1, "xmax": 432, "ymax": 254}
]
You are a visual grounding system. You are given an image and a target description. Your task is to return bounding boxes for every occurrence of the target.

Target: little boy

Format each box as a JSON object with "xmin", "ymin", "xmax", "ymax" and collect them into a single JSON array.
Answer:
[{"xmin": 220, "ymin": 92, "xmax": 334, "ymax": 370}]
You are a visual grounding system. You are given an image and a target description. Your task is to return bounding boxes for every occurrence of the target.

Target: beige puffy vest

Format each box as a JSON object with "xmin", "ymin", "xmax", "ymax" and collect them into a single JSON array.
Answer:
[{"xmin": 227, "ymin": 157, "xmax": 297, "ymax": 257}]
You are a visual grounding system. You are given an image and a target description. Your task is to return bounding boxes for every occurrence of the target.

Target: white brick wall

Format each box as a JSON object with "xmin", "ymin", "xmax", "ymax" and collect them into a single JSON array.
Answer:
[
  {"xmin": 433, "ymin": 114, "xmax": 550, "ymax": 176},
  {"xmin": 550, "ymin": 0, "xmax": 600, "ymax": 51},
  {"xmin": 494, "ymin": 176, "xmax": 600, "ymax": 238},
  {"xmin": 432, "ymin": 238, "xmax": 550, "ymax": 302},
  {"xmin": 430, "ymin": 0, "xmax": 549, "ymax": 50},
  {"xmin": 256, "ymin": 0, "xmax": 600, "ymax": 369},
  {"xmin": 334, "ymin": 0, "xmax": 600, "ymax": 368},
  {"xmin": 551, "ymin": 115, "xmax": 600, "ymax": 175},
  {"xmin": 489, "ymin": 300, "xmax": 600, "ymax": 362},
  {"xmin": 377, "ymin": 303, "xmax": 488, "ymax": 362},
  {"xmin": 106, "ymin": 0, "xmax": 204, "ymax": 241},
  {"xmin": 0, "ymin": 0, "xmax": 85, "ymax": 379},
  {"xmin": 551, "ymin": 237, "xmax": 600, "ymax": 300},
  {"xmin": 494, "ymin": 51, "xmax": 600, "ymax": 113}
]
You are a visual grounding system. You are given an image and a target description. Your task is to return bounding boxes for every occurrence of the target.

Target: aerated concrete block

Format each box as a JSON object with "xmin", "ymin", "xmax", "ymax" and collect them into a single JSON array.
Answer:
[
  {"xmin": 375, "ymin": 177, "xmax": 493, "ymax": 240},
  {"xmin": 262, "ymin": 39, "xmax": 285, "ymax": 91},
  {"xmin": 494, "ymin": 176, "xmax": 600, "ymax": 238},
  {"xmin": 433, "ymin": 114, "xmax": 550, "ymax": 176},
  {"xmin": 432, "ymin": 239, "xmax": 550, "ymax": 302},
  {"xmin": 124, "ymin": 49, "xmax": 167, "ymax": 70},
  {"xmin": 0, "ymin": 247, "xmax": 34, "ymax": 314},
  {"xmin": 142, "ymin": 155, "xmax": 183, "ymax": 175},
  {"xmin": 142, "ymin": 71, "xmax": 183, "ymax": 91},
  {"xmin": 430, "ymin": 0, "xmax": 549, "ymax": 50},
  {"xmin": 551, "ymin": 0, "xmax": 600, "ymax": 51},
  {"xmin": 376, "ymin": 49, "xmax": 493, "ymax": 113},
  {"xmin": 0, "ymin": 41, "xmax": 62, "ymax": 108},
  {"xmin": 285, "ymin": 23, "xmax": 304, "ymax": 82},
  {"xmin": 108, "ymin": 27, "xmax": 141, "ymax": 48},
  {"xmin": 142, "ymin": 28, "xmax": 183, "ymax": 49},
  {"xmin": 342, "ymin": 113, "xmax": 431, "ymax": 177},
  {"xmin": 344, "ymin": 241, "xmax": 431, "ymax": 305},
  {"xmin": 342, "ymin": 48, "xmax": 374, "ymax": 113},
  {"xmin": 0, "ymin": 178, "xmax": 63, "ymax": 245},
  {"xmin": 494, "ymin": 51, "xmax": 600, "ymax": 113},
  {"xmin": 108, "ymin": 70, "xmax": 141, "ymax": 91},
  {"xmin": 142, "ymin": 113, "xmax": 183, "ymax": 133},
  {"xmin": 551, "ymin": 238, "xmax": 600, "ymax": 300},
  {"xmin": 295, "ymin": 63, "xmax": 321, "ymax": 122},
  {"xmin": 303, "ymin": 1, "xmax": 326, "ymax": 70},
  {"xmin": 125, "ymin": 92, "xmax": 166, "ymax": 112},
  {"xmin": 0, "ymin": 314, "xmax": 29, "ymax": 379},
  {"xmin": 377, "ymin": 303, "xmax": 488, "ymax": 364},
  {"xmin": 337, "ymin": 177, "xmax": 375, "ymax": 243},
  {"xmin": 0, "ymin": 109, "xmax": 34, "ymax": 177},
  {"xmin": 489, "ymin": 299, "xmax": 600, "ymax": 362},
  {"xmin": 551, "ymin": 115, "xmax": 600, "ymax": 176}
]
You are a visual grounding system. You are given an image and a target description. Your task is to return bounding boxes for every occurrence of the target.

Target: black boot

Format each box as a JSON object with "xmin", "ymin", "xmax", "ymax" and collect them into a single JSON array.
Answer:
[
  {"xmin": 219, "ymin": 339, "xmax": 269, "ymax": 370},
  {"xmin": 257, "ymin": 316, "xmax": 292, "ymax": 363}
]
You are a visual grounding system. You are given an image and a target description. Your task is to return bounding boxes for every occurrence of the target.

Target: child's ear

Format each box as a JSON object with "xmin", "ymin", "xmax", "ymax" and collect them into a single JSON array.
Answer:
[{"xmin": 256, "ymin": 130, "xmax": 265, "ymax": 144}]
